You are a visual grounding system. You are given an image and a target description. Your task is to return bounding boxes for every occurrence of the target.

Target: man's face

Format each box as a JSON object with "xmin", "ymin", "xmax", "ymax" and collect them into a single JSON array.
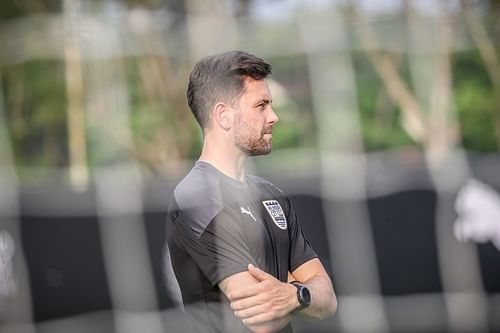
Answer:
[{"xmin": 232, "ymin": 78, "xmax": 279, "ymax": 156}]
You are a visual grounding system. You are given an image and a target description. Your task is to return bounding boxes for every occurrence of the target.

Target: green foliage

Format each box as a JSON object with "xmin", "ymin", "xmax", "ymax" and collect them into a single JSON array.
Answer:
[
  {"xmin": 2, "ymin": 60, "xmax": 68, "ymax": 168},
  {"xmin": 353, "ymin": 50, "xmax": 500, "ymax": 152},
  {"xmin": 125, "ymin": 55, "xmax": 199, "ymax": 164},
  {"xmin": 353, "ymin": 52, "xmax": 415, "ymax": 151},
  {"xmin": 268, "ymin": 54, "xmax": 316, "ymax": 149},
  {"xmin": 0, "ymin": 0, "xmax": 62, "ymax": 20},
  {"xmin": 453, "ymin": 51, "xmax": 498, "ymax": 151},
  {"xmin": 186, "ymin": 123, "xmax": 203, "ymax": 160},
  {"xmin": 272, "ymin": 112, "xmax": 302, "ymax": 149},
  {"xmin": 2, "ymin": 42, "xmax": 499, "ymax": 185}
]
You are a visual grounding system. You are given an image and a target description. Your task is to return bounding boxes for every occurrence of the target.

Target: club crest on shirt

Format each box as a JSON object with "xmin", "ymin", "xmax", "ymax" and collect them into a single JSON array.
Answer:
[{"xmin": 262, "ymin": 200, "xmax": 287, "ymax": 230}]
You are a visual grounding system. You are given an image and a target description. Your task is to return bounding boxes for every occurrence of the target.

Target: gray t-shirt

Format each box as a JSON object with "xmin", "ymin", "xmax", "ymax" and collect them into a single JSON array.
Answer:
[{"xmin": 166, "ymin": 161, "xmax": 317, "ymax": 333}]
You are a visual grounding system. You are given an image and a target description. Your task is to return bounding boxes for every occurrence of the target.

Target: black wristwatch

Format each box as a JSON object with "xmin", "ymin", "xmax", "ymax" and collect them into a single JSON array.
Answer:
[{"xmin": 291, "ymin": 281, "xmax": 311, "ymax": 311}]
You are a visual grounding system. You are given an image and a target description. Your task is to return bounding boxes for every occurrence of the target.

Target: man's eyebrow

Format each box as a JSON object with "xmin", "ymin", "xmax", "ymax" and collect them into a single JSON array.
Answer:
[{"xmin": 255, "ymin": 98, "xmax": 272, "ymax": 105}]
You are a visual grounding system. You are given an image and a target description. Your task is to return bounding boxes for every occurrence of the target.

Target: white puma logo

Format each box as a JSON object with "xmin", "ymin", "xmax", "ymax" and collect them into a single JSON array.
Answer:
[{"xmin": 240, "ymin": 206, "xmax": 256, "ymax": 221}]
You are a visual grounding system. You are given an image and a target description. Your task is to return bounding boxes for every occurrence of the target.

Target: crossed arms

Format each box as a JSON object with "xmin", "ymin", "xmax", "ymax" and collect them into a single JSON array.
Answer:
[{"xmin": 219, "ymin": 258, "xmax": 337, "ymax": 333}]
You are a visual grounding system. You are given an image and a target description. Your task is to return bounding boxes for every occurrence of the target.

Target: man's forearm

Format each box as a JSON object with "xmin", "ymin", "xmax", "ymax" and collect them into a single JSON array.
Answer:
[
  {"xmin": 244, "ymin": 274, "xmax": 336, "ymax": 332},
  {"xmin": 226, "ymin": 263, "xmax": 336, "ymax": 331},
  {"xmin": 298, "ymin": 275, "xmax": 337, "ymax": 320}
]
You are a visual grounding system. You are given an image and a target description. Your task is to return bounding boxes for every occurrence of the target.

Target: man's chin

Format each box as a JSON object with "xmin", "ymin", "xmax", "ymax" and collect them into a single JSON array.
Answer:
[{"xmin": 247, "ymin": 146, "xmax": 272, "ymax": 156}]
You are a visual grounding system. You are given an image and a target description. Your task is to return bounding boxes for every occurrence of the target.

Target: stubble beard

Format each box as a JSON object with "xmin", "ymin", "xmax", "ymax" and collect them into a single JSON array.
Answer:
[{"xmin": 234, "ymin": 122, "xmax": 273, "ymax": 156}]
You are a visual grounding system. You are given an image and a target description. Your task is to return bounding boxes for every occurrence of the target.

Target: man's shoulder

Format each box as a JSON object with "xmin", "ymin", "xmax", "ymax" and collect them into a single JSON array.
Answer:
[
  {"xmin": 174, "ymin": 165, "xmax": 221, "ymax": 208},
  {"xmin": 247, "ymin": 174, "xmax": 286, "ymax": 196},
  {"xmin": 171, "ymin": 165, "xmax": 223, "ymax": 238}
]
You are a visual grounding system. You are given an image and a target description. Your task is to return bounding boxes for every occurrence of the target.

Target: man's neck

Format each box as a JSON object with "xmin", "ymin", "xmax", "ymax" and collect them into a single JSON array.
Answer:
[{"xmin": 199, "ymin": 138, "xmax": 247, "ymax": 182}]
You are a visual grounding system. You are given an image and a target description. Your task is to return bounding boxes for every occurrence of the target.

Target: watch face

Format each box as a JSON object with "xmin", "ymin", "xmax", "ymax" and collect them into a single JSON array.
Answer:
[
  {"xmin": 301, "ymin": 285, "xmax": 311, "ymax": 307},
  {"xmin": 292, "ymin": 282, "xmax": 311, "ymax": 310}
]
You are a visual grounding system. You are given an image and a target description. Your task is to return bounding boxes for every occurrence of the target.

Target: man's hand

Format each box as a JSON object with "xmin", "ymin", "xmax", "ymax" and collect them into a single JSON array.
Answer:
[
  {"xmin": 227, "ymin": 264, "xmax": 298, "ymax": 326},
  {"xmin": 219, "ymin": 258, "xmax": 336, "ymax": 332}
]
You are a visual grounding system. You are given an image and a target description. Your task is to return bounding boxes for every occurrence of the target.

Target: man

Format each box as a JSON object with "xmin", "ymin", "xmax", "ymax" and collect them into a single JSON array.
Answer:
[{"xmin": 166, "ymin": 50, "xmax": 337, "ymax": 333}]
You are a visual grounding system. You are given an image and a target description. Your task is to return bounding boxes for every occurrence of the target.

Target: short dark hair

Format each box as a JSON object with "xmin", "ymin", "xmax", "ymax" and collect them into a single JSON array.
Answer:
[{"xmin": 186, "ymin": 50, "xmax": 272, "ymax": 130}]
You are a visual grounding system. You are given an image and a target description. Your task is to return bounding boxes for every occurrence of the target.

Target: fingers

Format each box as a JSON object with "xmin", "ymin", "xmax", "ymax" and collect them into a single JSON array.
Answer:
[
  {"xmin": 234, "ymin": 303, "xmax": 284, "ymax": 326},
  {"xmin": 242, "ymin": 312, "xmax": 277, "ymax": 326},
  {"xmin": 227, "ymin": 284, "xmax": 261, "ymax": 301},
  {"xmin": 248, "ymin": 264, "xmax": 274, "ymax": 281},
  {"xmin": 227, "ymin": 266, "xmax": 277, "ymax": 301},
  {"xmin": 234, "ymin": 303, "xmax": 268, "ymax": 319},
  {"xmin": 231, "ymin": 294, "xmax": 263, "ymax": 311},
  {"xmin": 229, "ymin": 282, "xmax": 291, "ymax": 319},
  {"xmin": 227, "ymin": 265, "xmax": 294, "ymax": 329}
]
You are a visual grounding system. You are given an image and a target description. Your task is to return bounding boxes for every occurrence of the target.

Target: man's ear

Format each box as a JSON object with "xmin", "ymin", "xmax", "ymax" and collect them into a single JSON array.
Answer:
[{"xmin": 213, "ymin": 102, "xmax": 233, "ymax": 130}]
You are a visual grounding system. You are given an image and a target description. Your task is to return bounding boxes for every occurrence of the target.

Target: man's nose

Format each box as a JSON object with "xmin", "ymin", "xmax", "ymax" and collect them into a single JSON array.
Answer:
[{"xmin": 268, "ymin": 107, "xmax": 279, "ymax": 125}]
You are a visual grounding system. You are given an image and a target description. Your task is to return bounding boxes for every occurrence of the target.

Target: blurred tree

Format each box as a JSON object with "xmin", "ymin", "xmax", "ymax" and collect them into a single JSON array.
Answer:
[
  {"xmin": 0, "ymin": 0, "xmax": 61, "ymax": 20},
  {"xmin": 349, "ymin": 0, "xmax": 500, "ymax": 162},
  {"xmin": 63, "ymin": 0, "xmax": 88, "ymax": 189},
  {"xmin": 454, "ymin": 51, "xmax": 498, "ymax": 151},
  {"xmin": 461, "ymin": 0, "xmax": 500, "ymax": 149},
  {"xmin": 353, "ymin": 52, "xmax": 414, "ymax": 151},
  {"xmin": 1, "ymin": 0, "xmax": 499, "ymax": 185},
  {"xmin": 2, "ymin": 61, "xmax": 67, "ymax": 173}
]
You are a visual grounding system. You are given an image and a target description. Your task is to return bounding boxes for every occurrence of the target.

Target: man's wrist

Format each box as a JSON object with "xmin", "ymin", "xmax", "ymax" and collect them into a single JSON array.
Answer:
[
  {"xmin": 288, "ymin": 281, "xmax": 301, "ymax": 310},
  {"xmin": 290, "ymin": 281, "xmax": 311, "ymax": 312}
]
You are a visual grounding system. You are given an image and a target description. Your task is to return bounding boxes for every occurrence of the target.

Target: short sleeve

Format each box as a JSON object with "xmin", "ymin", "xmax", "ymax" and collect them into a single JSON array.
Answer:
[
  {"xmin": 172, "ymin": 209, "xmax": 257, "ymax": 287},
  {"xmin": 286, "ymin": 196, "xmax": 318, "ymax": 272}
]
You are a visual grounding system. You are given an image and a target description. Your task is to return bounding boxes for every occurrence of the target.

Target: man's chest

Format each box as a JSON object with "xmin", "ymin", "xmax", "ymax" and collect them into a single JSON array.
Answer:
[{"xmin": 222, "ymin": 188, "xmax": 290, "ymax": 278}]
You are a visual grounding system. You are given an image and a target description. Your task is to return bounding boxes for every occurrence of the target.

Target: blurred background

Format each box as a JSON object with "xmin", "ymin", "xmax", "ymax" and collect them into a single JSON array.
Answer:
[{"xmin": 1, "ymin": 0, "xmax": 500, "ymax": 332}]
